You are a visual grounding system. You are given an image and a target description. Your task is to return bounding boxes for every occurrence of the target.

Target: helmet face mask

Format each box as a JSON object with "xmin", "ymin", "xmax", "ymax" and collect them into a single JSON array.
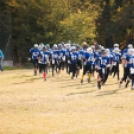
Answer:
[
  {"xmin": 101, "ymin": 46, "xmax": 105, "ymax": 50},
  {"xmin": 101, "ymin": 49, "xmax": 106, "ymax": 56},
  {"xmin": 87, "ymin": 48, "xmax": 93, "ymax": 54},
  {"xmin": 106, "ymin": 49, "xmax": 110, "ymax": 55},
  {"xmin": 34, "ymin": 44, "xmax": 38, "ymax": 49},
  {"xmin": 65, "ymin": 44, "xmax": 70, "ymax": 49},
  {"xmin": 58, "ymin": 44, "xmax": 63, "ymax": 49},
  {"xmin": 39, "ymin": 43, "xmax": 44, "ymax": 50},
  {"xmin": 114, "ymin": 48, "xmax": 120, "ymax": 53},
  {"xmin": 114, "ymin": 44, "xmax": 119, "ymax": 49},
  {"xmin": 46, "ymin": 44, "xmax": 50, "ymax": 49},
  {"xmin": 71, "ymin": 46, "xmax": 76, "ymax": 52},
  {"xmin": 43, "ymin": 46, "xmax": 47, "ymax": 51},
  {"xmin": 128, "ymin": 44, "xmax": 133, "ymax": 49},
  {"xmin": 114, "ymin": 46, "xmax": 119, "ymax": 49},
  {"xmin": 128, "ymin": 49, "xmax": 134, "ymax": 56},
  {"xmin": 53, "ymin": 44, "xmax": 57, "ymax": 50}
]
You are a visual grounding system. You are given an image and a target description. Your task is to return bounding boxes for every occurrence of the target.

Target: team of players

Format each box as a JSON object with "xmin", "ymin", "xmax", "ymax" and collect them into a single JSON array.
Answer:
[{"xmin": 29, "ymin": 42, "xmax": 134, "ymax": 90}]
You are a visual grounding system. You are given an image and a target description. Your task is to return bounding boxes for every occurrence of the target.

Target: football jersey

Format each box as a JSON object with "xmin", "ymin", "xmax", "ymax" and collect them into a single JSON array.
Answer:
[
  {"xmin": 30, "ymin": 48, "xmax": 39, "ymax": 60},
  {"xmin": 69, "ymin": 51, "xmax": 78, "ymax": 64}
]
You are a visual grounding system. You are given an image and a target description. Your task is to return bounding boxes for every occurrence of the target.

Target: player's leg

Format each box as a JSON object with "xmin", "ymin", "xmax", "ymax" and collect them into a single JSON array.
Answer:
[
  {"xmin": 51, "ymin": 64, "xmax": 55, "ymax": 77},
  {"xmin": 97, "ymin": 69, "xmax": 103, "ymax": 89},
  {"xmin": 117, "ymin": 62, "xmax": 120, "ymax": 80},
  {"xmin": 39, "ymin": 63, "xmax": 43, "ymax": 74},
  {"xmin": 66, "ymin": 58, "xmax": 69, "ymax": 73},
  {"xmin": 33, "ymin": 59, "xmax": 38, "ymax": 76},
  {"xmin": 43, "ymin": 64, "xmax": 47, "ymax": 81},
  {"xmin": 92, "ymin": 64, "xmax": 95, "ymax": 77},
  {"xmin": 69, "ymin": 63, "xmax": 72, "ymax": 75},
  {"xmin": 119, "ymin": 67, "xmax": 128, "ymax": 88},
  {"xmin": 71, "ymin": 64, "xmax": 77, "ymax": 79},
  {"xmin": 132, "ymin": 77, "xmax": 134, "ymax": 90},
  {"xmin": 81, "ymin": 65, "xmax": 87, "ymax": 83},
  {"xmin": 113, "ymin": 65, "xmax": 117, "ymax": 78},
  {"xmin": 57, "ymin": 61, "xmax": 62, "ymax": 75},
  {"xmin": 104, "ymin": 67, "xmax": 109, "ymax": 83},
  {"xmin": 87, "ymin": 65, "xmax": 92, "ymax": 83},
  {"xmin": 0, "ymin": 60, "xmax": 2, "ymax": 71},
  {"xmin": 0, "ymin": 59, "xmax": 4, "ymax": 71}
]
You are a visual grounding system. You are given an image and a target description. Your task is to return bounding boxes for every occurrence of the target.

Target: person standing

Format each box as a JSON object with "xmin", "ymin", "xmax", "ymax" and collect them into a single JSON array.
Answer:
[
  {"xmin": 94, "ymin": 40, "xmax": 100, "ymax": 50},
  {"xmin": 0, "ymin": 49, "xmax": 4, "ymax": 71}
]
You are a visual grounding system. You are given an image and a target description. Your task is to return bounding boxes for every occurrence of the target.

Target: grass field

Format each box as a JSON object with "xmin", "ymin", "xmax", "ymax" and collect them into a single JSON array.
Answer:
[{"xmin": 0, "ymin": 68, "xmax": 134, "ymax": 134}]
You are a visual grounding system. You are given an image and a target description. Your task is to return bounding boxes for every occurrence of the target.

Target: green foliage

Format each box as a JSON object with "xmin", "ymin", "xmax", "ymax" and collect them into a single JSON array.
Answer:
[
  {"xmin": 96, "ymin": 0, "xmax": 134, "ymax": 47},
  {"xmin": 0, "ymin": 0, "xmax": 134, "ymax": 62},
  {"xmin": 4, "ymin": 0, "xmax": 101, "ymax": 62}
]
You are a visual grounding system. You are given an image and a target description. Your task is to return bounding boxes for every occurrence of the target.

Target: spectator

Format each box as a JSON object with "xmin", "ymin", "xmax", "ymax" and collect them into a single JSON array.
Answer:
[
  {"xmin": 0, "ymin": 49, "xmax": 4, "ymax": 71},
  {"xmin": 94, "ymin": 40, "xmax": 100, "ymax": 50}
]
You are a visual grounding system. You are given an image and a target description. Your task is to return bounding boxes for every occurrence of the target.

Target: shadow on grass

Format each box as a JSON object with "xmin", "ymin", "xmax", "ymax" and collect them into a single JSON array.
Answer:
[
  {"xmin": 106, "ymin": 82, "xmax": 119, "ymax": 85},
  {"xmin": 13, "ymin": 81, "xmax": 34, "ymax": 84},
  {"xmin": 60, "ymin": 83, "xmax": 85, "ymax": 88},
  {"xmin": 66, "ymin": 90, "xmax": 96, "ymax": 96},
  {"xmin": 60, "ymin": 81, "xmax": 97, "ymax": 88},
  {"xmin": 13, "ymin": 75, "xmax": 32, "ymax": 78},
  {"xmin": 13, "ymin": 77, "xmax": 43, "ymax": 84},
  {"xmin": 29, "ymin": 77, "xmax": 42, "ymax": 80},
  {"xmin": 96, "ymin": 89, "xmax": 120, "ymax": 96}
]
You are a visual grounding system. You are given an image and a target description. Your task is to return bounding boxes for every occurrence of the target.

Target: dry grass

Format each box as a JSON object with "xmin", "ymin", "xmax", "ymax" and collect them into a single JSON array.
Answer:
[{"xmin": 0, "ymin": 68, "xmax": 134, "ymax": 134}]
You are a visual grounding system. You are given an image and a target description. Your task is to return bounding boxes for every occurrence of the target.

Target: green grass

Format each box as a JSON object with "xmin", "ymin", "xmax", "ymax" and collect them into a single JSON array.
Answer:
[
  {"xmin": 0, "ymin": 68, "xmax": 134, "ymax": 134},
  {"xmin": 4, "ymin": 63, "xmax": 33, "ymax": 70}
]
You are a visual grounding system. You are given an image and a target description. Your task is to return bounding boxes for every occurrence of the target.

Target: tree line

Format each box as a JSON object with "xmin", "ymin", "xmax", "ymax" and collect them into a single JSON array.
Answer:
[{"xmin": 0, "ymin": 0, "xmax": 134, "ymax": 62}]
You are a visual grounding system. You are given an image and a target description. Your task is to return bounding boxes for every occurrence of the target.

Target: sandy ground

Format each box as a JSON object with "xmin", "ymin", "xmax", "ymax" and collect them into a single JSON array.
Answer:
[{"xmin": 0, "ymin": 68, "xmax": 134, "ymax": 134}]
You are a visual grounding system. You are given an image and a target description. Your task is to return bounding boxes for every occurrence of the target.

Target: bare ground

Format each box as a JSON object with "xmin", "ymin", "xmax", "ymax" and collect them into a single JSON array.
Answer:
[{"xmin": 0, "ymin": 68, "xmax": 134, "ymax": 134}]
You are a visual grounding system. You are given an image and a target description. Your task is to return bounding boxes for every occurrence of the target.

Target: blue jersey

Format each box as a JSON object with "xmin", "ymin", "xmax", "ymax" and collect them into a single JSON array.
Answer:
[
  {"xmin": 122, "ymin": 49, "xmax": 128, "ymax": 55},
  {"xmin": 77, "ymin": 51, "xmax": 83, "ymax": 60},
  {"xmin": 94, "ymin": 51, "xmax": 101, "ymax": 59},
  {"xmin": 69, "ymin": 51, "xmax": 78, "ymax": 64},
  {"xmin": 113, "ymin": 53, "xmax": 121, "ymax": 63},
  {"xmin": 30, "ymin": 48, "xmax": 39, "ymax": 60},
  {"xmin": 125, "ymin": 54, "xmax": 134, "ymax": 68},
  {"xmin": 38, "ymin": 50, "xmax": 44, "ymax": 64},
  {"xmin": 95, "ymin": 56, "xmax": 109, "ymax": 69},
  {"xmin": 79, "ymin": 50, "xmax": 84, "ymax": 59},
  {"xmin": 110, "ymin": 48, "xmax": 114, "ymax": 53},
  {"xmin": 45, "ymin": 50, "xmax": 51, "ymax": 59},
  {"xmin": 43, "ymin": 51, "xmax": 50, "ymax": 64},
  {"xmin": 39, "ymin": 51, "xmax": 49, "ymax": 64},
  {"xmin": 83, "ymin": 52, "xmax": 94, "ymax": 65},
  {"xmin": 51, "ymin": 50, "xmax": 59, "ymax": 60},
  {"xmin": 107, "ymin": 54, "xmax": 113, "ymax": 64},
  {"xmin": 48, "ymin": 48, "xmax": 52, "ymax": 52},
  {"xmin": 65, "ymin": 49, "xmax": 70, "ymax": 57},
  {"xmin": 82, "ymin": 50, "xmax": 88, "ymax": 58},
  {"xmin": 58, "ymin": 49, "xmax": 65, "ymax": 60}
]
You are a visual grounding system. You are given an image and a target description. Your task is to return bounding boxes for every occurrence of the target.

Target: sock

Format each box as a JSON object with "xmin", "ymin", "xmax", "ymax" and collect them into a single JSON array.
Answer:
[
  {"xmin": 82, "ymin": 74, "xmax": 84, "ymax": 80},
  {"xmin": 43, "ymin": 72, "xmax": 46, "ymax": 79},
  {"xmin": 88, "ymin": 73, "xmax": 91, "ymax": 79}
]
